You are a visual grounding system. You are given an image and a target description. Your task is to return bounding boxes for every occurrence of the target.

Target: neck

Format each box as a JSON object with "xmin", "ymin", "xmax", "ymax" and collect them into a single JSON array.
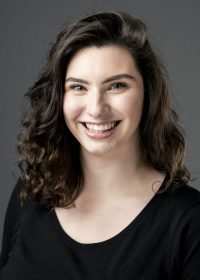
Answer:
[{"xmin": 79, "ymin": 141, "xmax": 152, "ymax": 201}]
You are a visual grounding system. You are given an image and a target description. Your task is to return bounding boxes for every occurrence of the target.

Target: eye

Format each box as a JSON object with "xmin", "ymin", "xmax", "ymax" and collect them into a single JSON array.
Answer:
[
  {"xmin": 70, "ymin": 84, "xmax": 86, "ymax": 91},
  {"xmin": 109, "ymin": 82, "xmax": 127, "ymax": 91}
]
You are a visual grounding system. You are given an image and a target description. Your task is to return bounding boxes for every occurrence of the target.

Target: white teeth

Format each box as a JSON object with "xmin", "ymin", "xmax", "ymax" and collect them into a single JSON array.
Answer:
[{"xmin": 85, "ymin": 122, "xmax": 117, "ymax": 132}]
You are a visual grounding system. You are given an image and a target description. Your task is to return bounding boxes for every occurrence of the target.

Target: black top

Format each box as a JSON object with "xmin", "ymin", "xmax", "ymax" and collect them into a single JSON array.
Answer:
[{"xmin": 1, "ymin": 178, "xmax": 200, "ymax": 280}]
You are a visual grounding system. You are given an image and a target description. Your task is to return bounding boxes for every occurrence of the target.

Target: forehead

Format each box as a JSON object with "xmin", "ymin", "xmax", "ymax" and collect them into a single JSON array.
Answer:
[{"xmin": 65, "ymin": 45, "xmax": 139, "ymax": 77}]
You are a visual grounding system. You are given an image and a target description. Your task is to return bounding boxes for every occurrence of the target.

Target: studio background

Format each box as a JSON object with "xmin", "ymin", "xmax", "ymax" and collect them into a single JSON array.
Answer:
[{"xmin": 0, "ymin": 0, "xmax": 199, "ymax": 249}]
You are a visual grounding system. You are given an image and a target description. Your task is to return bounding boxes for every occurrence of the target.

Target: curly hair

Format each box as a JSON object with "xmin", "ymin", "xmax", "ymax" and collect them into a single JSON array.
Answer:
[{"xmin": 17, "ymin": 10, "xmax": 192, "ymax": 209}]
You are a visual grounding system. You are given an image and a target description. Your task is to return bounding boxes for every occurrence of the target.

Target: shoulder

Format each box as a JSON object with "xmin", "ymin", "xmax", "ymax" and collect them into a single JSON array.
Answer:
[
  {"xmin": 4, "ymin": 178, "xmax": 28, "ymax": 219},
  {"xmin": 157, "ymin": 183, "xmax": 200, "ymax": 228},
  {"xmin": 172, "ymin": 184, "xmax": 200, "ymax": 223},
  {"xmin": 12, "ymin": 177, "xmax": 27, "ymax": 196},
  {"xmin": 167, "ymin": 185, "xmax": 200, "ymax": 276},
  {"xmin": 157, "ymin": 184, "xmax": 200, "ymax": 248},
  {"xmin": 10, "ymin": 178, "xmax": 27, "ymax": 205},
  {"xmin": 5, "ymin": 178, "xmax": 45, "ymax": 229},
  {"xmin": 7, "ymin": 178, "xmax": 31, "ymax": 215},
  {"xmin": 160, "ymin": 183, "xmax": 200, "ymax": 210}
]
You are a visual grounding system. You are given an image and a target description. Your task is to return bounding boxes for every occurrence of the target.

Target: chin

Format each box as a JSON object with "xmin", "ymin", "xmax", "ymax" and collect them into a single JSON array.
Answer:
[{"xmin": 81, "ymin": 144, "xmax": 116, "ymax": 156}]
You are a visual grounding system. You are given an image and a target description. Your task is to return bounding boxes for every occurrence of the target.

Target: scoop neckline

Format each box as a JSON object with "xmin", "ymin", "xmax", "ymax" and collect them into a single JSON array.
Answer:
[{"xmin": 49, "ymin": 176, "xmax": 167, "ymax": 248}]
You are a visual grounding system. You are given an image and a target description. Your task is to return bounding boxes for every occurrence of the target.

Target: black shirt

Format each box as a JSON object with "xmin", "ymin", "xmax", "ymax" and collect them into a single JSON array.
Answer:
[{"xmin": 1, "ymin": 178, "xmax": 200, "ymax": 280}]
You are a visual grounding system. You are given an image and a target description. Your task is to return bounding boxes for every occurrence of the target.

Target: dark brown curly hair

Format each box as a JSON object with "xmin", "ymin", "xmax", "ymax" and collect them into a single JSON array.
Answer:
[{"xmin": 17, "ymin": 10, "xmax": 192, "ymax": 209}]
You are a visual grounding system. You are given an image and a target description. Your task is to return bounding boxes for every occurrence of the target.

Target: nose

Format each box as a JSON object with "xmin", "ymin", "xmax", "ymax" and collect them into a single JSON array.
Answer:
[{"xmin": 86, "ymin": 90, "xmax": 110, "ymax": 118}]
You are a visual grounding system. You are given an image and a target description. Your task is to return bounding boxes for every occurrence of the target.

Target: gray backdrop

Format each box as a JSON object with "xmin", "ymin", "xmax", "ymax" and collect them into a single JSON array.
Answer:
[{"xmin": 0, "ymin": 0, "xmax": 200, "ymax": 249}]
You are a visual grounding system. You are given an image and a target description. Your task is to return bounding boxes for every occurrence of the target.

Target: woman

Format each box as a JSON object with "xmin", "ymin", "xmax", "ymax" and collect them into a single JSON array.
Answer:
[{"xmin": 0, "ymin": 10, "xmax": 200, "ymax": 279}]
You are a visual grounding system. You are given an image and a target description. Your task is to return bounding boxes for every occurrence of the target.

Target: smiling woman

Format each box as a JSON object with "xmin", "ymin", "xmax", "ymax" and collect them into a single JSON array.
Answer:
[
  {"xmin": 63, "ymin": 45, "xmax": 144, "ymax": 153},
  {"xmin": 1, "ymin": 10, "xmax": 200, "ymax": 280}
]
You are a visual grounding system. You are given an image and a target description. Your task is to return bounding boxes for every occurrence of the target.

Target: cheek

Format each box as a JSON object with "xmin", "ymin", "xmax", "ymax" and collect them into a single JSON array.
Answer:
[
  {"xmin": 63, "ymin": 95, "xmax": 82, "ymax": 123},
  {"xmin": 118, "ymin": 92, "xmax": 144, "ymax": 118}
]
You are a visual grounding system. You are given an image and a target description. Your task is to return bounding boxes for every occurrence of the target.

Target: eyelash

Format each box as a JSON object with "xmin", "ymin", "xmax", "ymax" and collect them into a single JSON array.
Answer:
[{"xmin": 69, "ymin": 82, "xmax": 127, "ymax": 92}]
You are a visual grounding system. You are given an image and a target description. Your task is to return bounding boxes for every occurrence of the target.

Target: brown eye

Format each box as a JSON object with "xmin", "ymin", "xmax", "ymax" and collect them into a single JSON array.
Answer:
[
  {"xmin": 109, "ymin": 82, "xmax": 127, "ymax": 91},
  {"xmin": 71, "ymin": 84, "xmax": 85, "ymax": 91}
]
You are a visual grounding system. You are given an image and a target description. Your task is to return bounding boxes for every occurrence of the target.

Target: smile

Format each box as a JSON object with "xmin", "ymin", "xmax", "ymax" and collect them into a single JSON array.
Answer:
[{"xmin": 83, "ymin": 121, "xmax": 120, "ymax": 132}]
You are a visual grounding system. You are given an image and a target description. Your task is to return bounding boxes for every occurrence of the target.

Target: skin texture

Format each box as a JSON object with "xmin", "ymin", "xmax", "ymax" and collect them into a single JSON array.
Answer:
[{"xmin": 63, "ymin": 45, "xmax": 144, "ymax": 158}]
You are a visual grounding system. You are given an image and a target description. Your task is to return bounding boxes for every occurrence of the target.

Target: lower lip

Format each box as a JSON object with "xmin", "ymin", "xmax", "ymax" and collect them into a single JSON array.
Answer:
[{"xmin": 81, "ymin": 123, "xmax": 119, "ymax": 139}]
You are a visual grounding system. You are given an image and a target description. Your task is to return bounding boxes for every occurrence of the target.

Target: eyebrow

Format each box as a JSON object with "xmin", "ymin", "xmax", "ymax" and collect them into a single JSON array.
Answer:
[{"xmin": 65, "ymin": 74, "xmax": 136, "ymax": 84}]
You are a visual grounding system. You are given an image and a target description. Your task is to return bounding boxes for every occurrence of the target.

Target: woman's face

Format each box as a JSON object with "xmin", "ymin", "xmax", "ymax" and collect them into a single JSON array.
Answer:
[{"xmin": 63, "ymin": 45, "xmax": 144, "ymax": 156}]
